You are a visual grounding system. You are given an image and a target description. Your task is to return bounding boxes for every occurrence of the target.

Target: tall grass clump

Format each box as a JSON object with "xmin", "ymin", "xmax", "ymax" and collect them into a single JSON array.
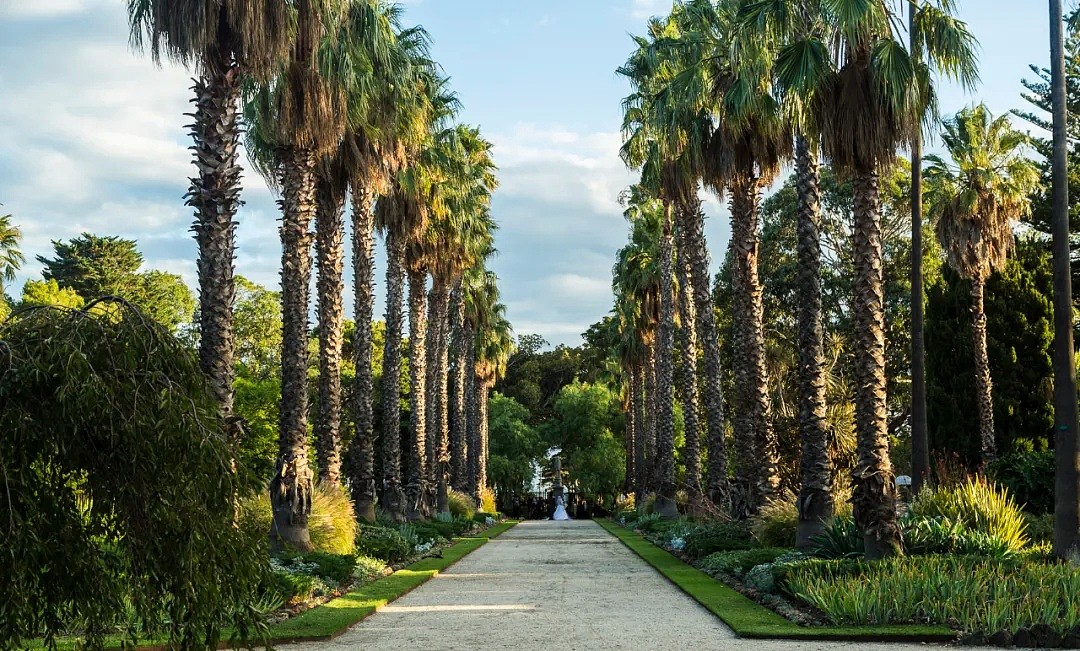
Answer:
[
  {"xmin": 479, "ymin": 487, "xmax": 497, "ymax": 515},
  {"xmin": 448, "ymin": 489, "xmax": 477, "ymax": 520},
  {"xmin": 750, "ymin": 491, "xmax": 798, "ymax": 547},
  {"xmin": 909, "ymin": 478, "xmax": 1028, "ymax": 552},
  {"xmin": 308, "ymin": 484, "xmax": 359, "ymax": 555}
]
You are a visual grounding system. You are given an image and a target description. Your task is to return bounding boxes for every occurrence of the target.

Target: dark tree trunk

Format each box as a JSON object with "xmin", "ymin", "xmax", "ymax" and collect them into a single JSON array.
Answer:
[
  {"xmin": 970, "ymin": 277, "xmax": 997, "ymax": 465},
  {"xmin": 430, "ymin": 281, "xmax": 453, "ymax": 516},
  {"xmin": 406, "ymin": 269, "xmax": 429, "ymax": 520},
  {"xmin": 424, "ymin": 287, "xmax": 439, "ymax": 509},
  {"xmin": 380, "ymin": 232, "xmax": 406, "ymax": 520},
  {"xmin": 730, "ymin": 173, "xmax": 779, "ymax": 516},
  {"xmin": 189, "ymin": 48, "xmax": 241, "ymax": 423},
  {"xmin": 675, "ymin": 197, "xmax": 728, "ymax": 506},
  {"xmin": 314, "ymin": 175, "xmax": 346, "ymax": 487},
  {"xmin": 1050, "ymin": 0, "xmax": 1080, "ymax": 562},
  {"xmin": 643, "ymin": 341, "xmax": 657, "ymax": 494},
  {"xmin": 675, "ymin": 219, "xmax": 701, "ymax": 498},
  {"xmin": 793, "ymin": 138, "xmax": 833, "ymax": 549},
  {"xmin": 909, "ymin": 0, "xmax": 930, "ymax": 495},
  {"xmin": 654, "ymin": 202, "xmax": 679, "ymax": 519},
  {"xmin": 851, "ymin": 169, "xmax": 901, "ymax": 559},
  {"xmin": 465, "ymin": 331, "xmax": 480, "ymax": 500},
  {"xmin": 271, "ymin": 147, "xmax": 316, "ymax": 552},
  {"xmin": 450, "ymin": 283, "xmax": 468, "ymax": 490},
  {"xmin": 625, "ymin": 363, "xmax": 639, "ymax": 495},
  {"xmin": 477, "ymin": 380, "xmax": 491, "ymax": 497},
  {"xmin": 347, "ymin": 185, "xmax": 377, "ymax": 522}
]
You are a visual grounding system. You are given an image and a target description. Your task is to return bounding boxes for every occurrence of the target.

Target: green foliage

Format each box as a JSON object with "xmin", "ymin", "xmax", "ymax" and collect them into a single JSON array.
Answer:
[
  {"xmin": 0, "ymin": 301, "xmax": 268, "ymax": 650},
  {"xmin": 479, "ymin": 487, "xmax": 497, "ymax": 515},
  {"xmin": 909, "ymin": 478, "xmax": 1028, "ymax": 552},
  {"xmin": 1024, "ymin": 513, "xmax": 1055, "ymax": 545},
  {"xmin": 808, "ymin": 516, "xmax": 864, "ymax": 559},
  {"xmin": 447, "ymin": 489, "xmax": 476, "ymax": 520},
  {"xmin": 233, "ymin": 276, "xmax": 282, "ymax": 380},
  {"xmin": 487, "ymin": 392, "xmax": 543, "ymax": 500},
  {"xmin": 352, "ymin": 555, "xmax": 387, "ymax": 583},
  {"xmin": 474, "ymin": 511, "xmax": 498, "ymax": 523},
  {"xmin": 902, "ymin": 516, "xmax": 1016, "ymax": 559},
  {"xmin": 20, "ymin": 278, "xmax": 85, "ymax": 309},
  {"xmin": 309, "ymin": 485, "xmax": 359, "ymax": 556},
  {"xmin": 544, "ymin": 380, "xmax": 626, "ymax": 498},
  {"xmin": 271, "ymin": 571, "xmax": 317, "ymax": 606},
  {"xmin": 683, "ymin": 521, "xmax": 755, "ymax": 560},
  {"xmin": 355, "ymin": 525, "xmax": 412, "ymax": 564},
  {"xmin": 275, "ymin": 552, "xmax": 357, "ymax": 584},
  {"xmin": 233, "ymin": 375, "xmax": 280, "ymax": 481},
  {"xmin": 749, "ymin": 493, "xmax": 798, "ymax": 548},
  {"xmin": 926, "ymin": 241, "xmax": 1054, "ymax": 460},
  {"xmin": 699, "ymin": 548, "xmax": 792, "ymax": 579},
  {"xmin": 787, "ymin": 555, "xmax": 1080, "ymax": 636},
  {"xmin": 990, "ymin": 449, "xmax": 1055, "ymax": 514}
]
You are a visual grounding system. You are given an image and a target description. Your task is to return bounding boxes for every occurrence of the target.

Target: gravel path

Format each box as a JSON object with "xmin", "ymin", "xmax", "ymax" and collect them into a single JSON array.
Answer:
[{"xmin": 287, "ymin": 519, "xmax": 1009, "ymax": 650}]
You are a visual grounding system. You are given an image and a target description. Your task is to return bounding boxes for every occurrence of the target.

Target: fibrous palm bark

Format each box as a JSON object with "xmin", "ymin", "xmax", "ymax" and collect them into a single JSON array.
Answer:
[
  {"xmin": 653, "ymin": 203, "xmax": 679, "ymax": 518},
  {"xmin": 430, "ymin": 282, "xmax": 453, "ymax": 515},
  {"xmin": 449, "ymin": 284, "xmax": 468, "ymax": 490},
  {"xmin": 970, "ymin": 278, "xmax": 996, "ymax": 463},
  {"xmin": 348, "ymin": 186, "xmax": 377, "ymax": 521},
  {"xmin": 465, "ymin": 332, "xmax": 480, "ymax": 499},
  {"xmin": 314, "ymin": 175, "xmax": 346, "ymax": 487},
  {"xmin": 380, "ymin": 232, "xmax": 406, "ymax": 520},
  {"xmin": 189, "ymin": 48, "xmax": 241, "ymax": 424},
  {"xmin": 674, "ymin": 225, "xmax": 701, "ymax": 497},
  {"xmin": 406, "ymin": 269, "xmax": 429, "ymax": 520},
  {"xmin": 675, "ymin": 198, "xmax": 727, "ymax": 505},
  {"xmin": 730, "ymin": 174, "xmax": 779, "ymax": 517},
  {"xmin": 643, "ymin": 342, "xmax": 657, "ymax": 494},
  {"xmin": 271, "ymin": 147, "xmax": 317, "ymax": 551},
  {"xmin": 793, "ymin": 137, "xmax": 833, "ymax": 549},
  {"xmin": 625, "ymin": 363, "xmax": 639, "ymax": 495},
  {"xmin": 851, "ymin": 170, "xmax": 901, "ymax": 559}
]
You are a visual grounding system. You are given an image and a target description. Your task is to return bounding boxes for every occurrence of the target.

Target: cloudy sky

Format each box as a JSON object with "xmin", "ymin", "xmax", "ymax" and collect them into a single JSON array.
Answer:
[{"xmin": 0, "ymin": 0, "xmax": 1053, "ymax": 347}]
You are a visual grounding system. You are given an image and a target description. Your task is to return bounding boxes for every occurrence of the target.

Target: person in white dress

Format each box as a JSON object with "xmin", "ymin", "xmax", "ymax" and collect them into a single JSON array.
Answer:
[{"xmin": 552, "ymin": 495, "xmax": 570, "ymax": 520}]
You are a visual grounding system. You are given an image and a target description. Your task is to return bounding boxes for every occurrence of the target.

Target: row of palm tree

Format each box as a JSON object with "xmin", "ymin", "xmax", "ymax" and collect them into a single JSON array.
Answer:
[
  {"xmin": 613, "ymin": 0, "xmax": 1075, "ymax": 561},
  {"xmin": 127, "ymin": 0, "xmax": 512, "ymax": 551}
]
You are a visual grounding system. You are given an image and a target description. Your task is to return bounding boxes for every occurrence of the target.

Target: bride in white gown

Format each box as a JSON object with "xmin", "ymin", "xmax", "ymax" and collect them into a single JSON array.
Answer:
[{"xmin": 552, "ymin": 495, "xmax": 570, "ymax": 520}]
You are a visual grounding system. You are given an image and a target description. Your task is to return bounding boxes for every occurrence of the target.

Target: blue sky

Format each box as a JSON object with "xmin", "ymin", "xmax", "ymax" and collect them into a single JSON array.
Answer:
[{"xmin": 0, "ymin": 0, "xmax": 1057, "ymax": 346}]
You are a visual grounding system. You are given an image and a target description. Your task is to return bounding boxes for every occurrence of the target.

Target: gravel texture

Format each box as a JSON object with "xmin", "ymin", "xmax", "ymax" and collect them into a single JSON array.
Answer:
[{"xmin": 284, "ymin": 519, "xmax": 1021, "ymax": 650}]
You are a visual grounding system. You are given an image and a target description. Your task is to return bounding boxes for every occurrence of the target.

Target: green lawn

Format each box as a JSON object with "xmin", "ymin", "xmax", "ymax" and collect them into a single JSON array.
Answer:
[{"xmin": 594, "ymin": 518, "xmax": 956, "ymax": 642}]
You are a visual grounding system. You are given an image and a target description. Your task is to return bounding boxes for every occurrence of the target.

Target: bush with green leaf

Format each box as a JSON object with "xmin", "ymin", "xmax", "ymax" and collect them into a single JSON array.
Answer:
[
  {"xmin": 698, "ymin": 547, "xmax": 791, "ymax": 579},
  {"xmin": 270, "ymin": 571, "xmax": 316, "ymax": 606},
  {"xmin": 989, "ymin": 449, "xmax": 1054, "ymax": 514},
  {"xmin": 355, "ymin": 525, "xmax": 412, "ymax": 564},
  {"xmin": 901, "ymin": 515, "xmax": 1015, "ymax": 558},
  {"xmin": 274, "ymin": 551, "xmax": 356, "ymax": 583},
  {"xmin": 352, "ymin": 555, "xmax": 387, "ymax": 583},
  {"xmin": 448, "ymin": 490, "xmax": 477, "ymax": 520},
  {"xmin": 474, "ymin": 511, "xmax": 498, "ymax": 523},
  {"xmin": 807, "ymin": 516, "xmax": 864, "ymax": 559},
  {"xmin": 683, "ymin": 521, "xmax": 754, "ymax": 560},
  {"xmin": 479, "ymin": 487, "xmax": 497, "ymax": 514},
  {"xmin": 909, "ymin": 478, "xmax": 1028, "ymax": 552}
]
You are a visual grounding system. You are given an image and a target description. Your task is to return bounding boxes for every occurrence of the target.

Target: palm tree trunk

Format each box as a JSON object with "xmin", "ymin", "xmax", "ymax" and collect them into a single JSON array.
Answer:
[
  {"xmin": 406, "ymin": 269, "xmax": 429, "ymax": 520},
  {"xmin": 675, "ymin": 222, "xmax": 701, "ymax": 499},
  {"xmin": 909, "ymin": 0, "xmax": 930, "ymax": 495},
  {"xmin": 643, "ymin": 341, "xmax": 657, "ymax": 494},
  {"xmin": 625, "ymin": 363, "xmax": 638, "ymax": 495},
  {"xmin": 424, "ymin": 286, "xmax": 439, "ymax": 509},
  {"xmin": 465, "ymin": 332, "xmax": 480, "ymax": 499},
  {"xmin": 450, "ymin": 283, "xmax": 468, "ymax": 490},
  {"xmin": 380, "ymin": 232, "xmax": 406, "ymax": 520},
  {"xmin": 654, "ymin": 202, "xmax": 678, "ymax": 519},
  {"xmin": 970, "ymin": 277, "xmax": 997, "ymax": 465},
  {"xmin": 189, "ymin": 48, "xmax": 241, "ymax": 424},
  {"xmin": 675, "ymin": 197, "xmax": 728, "ymax": 505},
  {"xmin": 270, "ymin": 146, "xmax": 316, "ymax": 552},
  {"xmin": 348, "ymin": 184, "xmax": 377, "ymax": 522},
  {"xmin": 851, "ymin": 169, "xmax": 901, "ymax": 559},
  {"xmin": 1050, "ymin": 0, "xmax": 1080, "ymax": 561},
  {"xmin": 730, "ymin": 174, "xmax": 779, "ymax": 516},
  {"xmin": 430, "ymin": 280, "xmax": 453, "ymax": 515},
  {"xmin": 794, "ymin": 137, "xmax": 833, "ymax": 549},
  {"xmin": 314, "ymin": 175, "xmax": 346, "ymax": 488},
  {"xmin": 477, "ymin": 380, "xmax": 491, "ymax": 495}
]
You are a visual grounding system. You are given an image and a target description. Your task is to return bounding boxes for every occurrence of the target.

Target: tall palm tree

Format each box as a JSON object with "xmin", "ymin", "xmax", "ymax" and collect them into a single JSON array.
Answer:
[
  {"xmin": 675, "ymin": 231, "xmax": 702, "ymax": 499},
  {"xmin": 925, "ymin": 104, "xmax": 1039, "ymax": 465},
  {"xmin": 0, "ymin": 213, "xmax": 24, "ymax": 297},
  {"xmin": 751, "ymin": 0, "xmax": 978, "ymax": 557},
  {"xmin": 127, "ymin": 0, "xmax": 291, "ymax": 422},
  {"xmin": 1049, "ymin": 0, "xmax": 1080, "ymax": 562},
  {"xmin": 471, "ymin": 303, "xmax": 513, "ymax": 499}
]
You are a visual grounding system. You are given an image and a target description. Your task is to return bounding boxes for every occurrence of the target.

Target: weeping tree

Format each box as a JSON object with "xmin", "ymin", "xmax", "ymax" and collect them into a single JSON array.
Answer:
[
  {"xmin": 925, "ymin": 104, "xmax": 1040, "ymax": 466},
  {"xmin": 0, "ymin": 300, "xmax": 268, "ymax": 650}
]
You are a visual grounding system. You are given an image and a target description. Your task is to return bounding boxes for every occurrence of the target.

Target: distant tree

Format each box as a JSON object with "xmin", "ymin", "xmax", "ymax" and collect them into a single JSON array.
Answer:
[
  {"xmin": 543, "ymin": 381, "xmax": 626, "ymax": 502},
  {"xmin": 38, "ymin": 233, "xmax": 142, "ymax": 298},
  {"xmin": 0, "ymin": 213, "xmax": 24, "ymax": 295},
  {"xmin": 488, "ymin": 393, "xmax": 544, "ymax": 503},
  {"xmin": 133, "ymin": 270, "xmax": 195, "ymax": 331},
  {"xmin": 232, "ymin": 276, "xmax": 282, "ymax": 380},
  {"xmin": 20, "ymin": 279, "xmax": 85, "ymax": 310}
]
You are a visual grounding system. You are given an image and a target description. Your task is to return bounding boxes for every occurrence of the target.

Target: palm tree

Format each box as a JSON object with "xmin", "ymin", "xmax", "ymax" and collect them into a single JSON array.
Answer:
[
  {"xmin": 471, "ymin": 303, "xmax": 513, "ymax": 499},
  {"xmin": 750, "ymin": 0, "xmax": 978, "ymax": 557},
  {"xmin": 0, "ymin": 213, "xmax": 24, "ymax": 297},
  {"xmin": 675, "ymin": 231, "xmax": 702, "ymax": 499},
  {"xmin": 127, "ymin": 0, "xmax": 291, "ymax": 422},
  {"xmin": 1049, "ymin": 0, "xmax": 1080, "ymax": 561},
  {"xmin": 925, "ymin": 104, "xmax": 1039, "ymax": 465}
]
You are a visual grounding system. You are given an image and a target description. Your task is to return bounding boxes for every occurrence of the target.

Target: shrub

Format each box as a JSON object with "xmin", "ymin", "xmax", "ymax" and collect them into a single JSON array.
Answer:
[
  {"xmin": 352, "ymin": 555, "xmax": 386, "ymax": 583},
  {"xmin": 909, "ymin": 478, "xmax": 1028, "ymax": 551},
  {"xmin": 786, "ymin": 555, "xmax": 1080, "ymax": 636},
  {"xmin": 425, "ymin": 519, "xmax": 460, "ymax": 541},
  {"xmin": 750, "ymin": 492, "xmax": 798, "ymax": 548},
  {"xmin": 448, "ymin": 489, "xmax": 477, "ymax": 520},
  {"xmin": 355, "ymin": 524, "xmax": 412, "ymax": 564},
  {"xmin": 409, "ymin": 523, "xmax": 448, "ymax": 544},
  {"xmin": 989, "ymin": 450, "xmax": 1054, "ymax": 514},
  {"xmin": 902, "ymin": 515, "xmax": 1015, "ymax": 559},
  {"xmin": 309, "ymin": 484, "xmax": 359, "ymax": 555},
  {"xmin": 237, "ymin": 492, "xmax": 273, "ymax": 537},
  {"xmin": 474, "ymin": 511, "xmax": 498, "ymax": 524},
  {"xmin": 479, "ymin": 487, "xmax": 497, "ymax": 515},
  {"xmin": 271, "ymin": 571, "xmax": 316, "ymax": 605},
  {"xmin": 807, "ymin": 516, "xmax": 863, "ymax": 559},
  {"xmin": 698, "ymin": 547, "xmax": 791, "ymax": 578},
  {"xmin": 744, "ymin": 563, "xmax": 778, "ymax": 593},
  {"xmin": 1024, "ymin": 512, "xmax": 1054, "ymax": 545},
  {"xmin": 275, "ymin": 551, "xmax": 356, "ymax": 583},
  {"xmin": 683, "ymin": 521, "xmax": 754, "ymax": 560}
]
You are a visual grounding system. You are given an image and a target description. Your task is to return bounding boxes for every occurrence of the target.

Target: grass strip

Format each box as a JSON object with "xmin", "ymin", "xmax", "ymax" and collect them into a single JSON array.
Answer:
[{"xmin": 595, "ymin": 518, "xmax": 955, "ymax": 642}]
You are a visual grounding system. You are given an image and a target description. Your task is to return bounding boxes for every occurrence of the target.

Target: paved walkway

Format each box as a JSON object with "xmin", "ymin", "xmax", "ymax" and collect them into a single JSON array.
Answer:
[{"xmin": 290, "ymin": 520, "xmax": 987, "ymax": 650}]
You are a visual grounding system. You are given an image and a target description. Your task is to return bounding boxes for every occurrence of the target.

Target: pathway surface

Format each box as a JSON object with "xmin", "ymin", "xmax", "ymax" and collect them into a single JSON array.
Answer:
[{"xmin": 290, "ymin": 520, "xmax": 998, "ymax": 650}]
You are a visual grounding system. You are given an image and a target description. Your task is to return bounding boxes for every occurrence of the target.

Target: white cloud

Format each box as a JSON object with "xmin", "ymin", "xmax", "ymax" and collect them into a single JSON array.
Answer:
[
  {"xmin": 0, "ymin": 0, "xmax": 106, "ymax": 18},
  {"xmin": 629, "ymin": 0, "xmax": 673, "ymax": 20}
]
